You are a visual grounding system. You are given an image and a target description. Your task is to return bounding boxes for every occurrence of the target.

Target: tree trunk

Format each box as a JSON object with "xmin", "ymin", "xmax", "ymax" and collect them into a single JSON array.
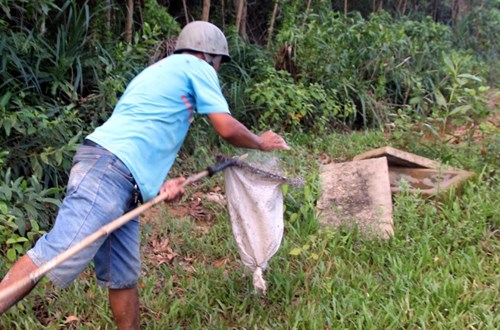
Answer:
[
  {"xmin": 267, "ymin": 0, "xmax": 279, "ymax": 49},
  {"xmin": 202, "ymin": 0, "xmax": 210, "ymax": 21},
  {"xmin": 401, "ymin": 0, "xmax": 408, "ymax": 16},
  {"xmin": 182, "ymin": 0, "xmax": 189, "ymax": 24},
  {"xmin": 241, "ymin": 4, "xmax": 247, "ymax": 38},
  {"xmin": 106, "ymin": 0, "xmax": 112, "ymax": 32},
  {"xmin": 221, "ymin": 0, "xmax": 225, "ymax": 29},
  {"xmin": 452, "ymin": 0, "xmax": 469, "ymax": 25},
  {"xmin": 372, "ymin": 0, "xmax": 383, "ymax": 12},
  {"xmin": 344, "ymin": 0, "xmax": 348, "ymax": 16},
  {"xmin": 136, "ymin": 0, "xmax": 144, "ymax": 30},
  {"xmin": 235, "ymin": 0, "xmax": 247, "ymax": 38},
  {"xmin": 125, "ymin": 0, "xmax": 134, "ymax": 44},
  {"xmin": 431, "ymin": 0, "xmax": 439, "ymax": 21}
]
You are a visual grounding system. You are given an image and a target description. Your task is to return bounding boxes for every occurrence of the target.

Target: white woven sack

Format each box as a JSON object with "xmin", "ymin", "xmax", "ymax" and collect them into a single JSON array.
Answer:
[{"xmin": 223, "ymin": 166, "xmax": 284, "ymax": 294}]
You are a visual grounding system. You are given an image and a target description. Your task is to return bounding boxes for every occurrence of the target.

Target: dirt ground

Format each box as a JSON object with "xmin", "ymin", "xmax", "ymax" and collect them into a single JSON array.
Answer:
[{"xmin": 139, "ymin": 182, "xmax": 227, "ymax": 269}]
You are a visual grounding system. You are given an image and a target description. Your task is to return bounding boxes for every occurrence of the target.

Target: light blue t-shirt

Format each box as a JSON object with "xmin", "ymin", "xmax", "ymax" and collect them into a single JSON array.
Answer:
[{"xmin": 87, "ymin": 54, "xmax": 230, "ymax": 201}]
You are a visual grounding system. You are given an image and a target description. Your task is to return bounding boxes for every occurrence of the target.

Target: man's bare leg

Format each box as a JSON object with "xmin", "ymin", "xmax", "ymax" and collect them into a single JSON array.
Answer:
[
  {"xmin": 0, "ymin": 254, "xmax": 39, "ymax": 315},
  {"xmin": 109, "ymin": 287, "xmax": 140, "ymax": 330}
]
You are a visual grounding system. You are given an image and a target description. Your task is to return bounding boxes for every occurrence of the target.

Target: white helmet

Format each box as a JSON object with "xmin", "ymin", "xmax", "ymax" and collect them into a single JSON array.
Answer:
[{"xmin": 174, "ymin": 21, "xmax": 231, "ymax": 63}]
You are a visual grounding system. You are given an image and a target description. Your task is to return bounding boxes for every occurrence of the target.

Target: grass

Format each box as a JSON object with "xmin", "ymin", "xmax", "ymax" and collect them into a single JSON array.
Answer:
[{"xmin": 0, "ymin": 129, "xmax": 498, "ymax": 329}]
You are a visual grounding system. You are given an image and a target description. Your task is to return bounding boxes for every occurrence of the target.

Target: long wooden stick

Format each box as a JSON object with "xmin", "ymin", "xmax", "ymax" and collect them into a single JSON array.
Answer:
[{"xmin": 0, "ymin": 160, "xmax": 235, "ymax": 303}]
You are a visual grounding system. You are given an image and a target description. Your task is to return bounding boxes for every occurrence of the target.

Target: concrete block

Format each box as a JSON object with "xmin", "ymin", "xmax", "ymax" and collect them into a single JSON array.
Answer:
[
  {"xmin": 353, "ymin": 146, "xmax": 475, "ymax": 196},
  {"xmin": 389, "ymin": 167, "xmax": 475, "ymax": 195},
  {"xmin": 353, "ymin": 146, "xmax": 454, "ymax": 170},
  {"xmin": 317, "ymin": 157, "xmax": 394, "ymax": 239}
]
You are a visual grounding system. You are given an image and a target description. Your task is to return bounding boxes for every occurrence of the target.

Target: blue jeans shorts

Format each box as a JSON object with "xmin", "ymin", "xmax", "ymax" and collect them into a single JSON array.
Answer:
[{"xmin": 27, "ymin": 142, "xmax": 141, "ymax": 289}]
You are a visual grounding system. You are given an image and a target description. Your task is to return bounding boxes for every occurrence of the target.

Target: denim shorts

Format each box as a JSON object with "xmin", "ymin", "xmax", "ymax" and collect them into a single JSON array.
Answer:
[{"xmin": 27, "ymin": 143, "xmax": 141, "ymax": 289}]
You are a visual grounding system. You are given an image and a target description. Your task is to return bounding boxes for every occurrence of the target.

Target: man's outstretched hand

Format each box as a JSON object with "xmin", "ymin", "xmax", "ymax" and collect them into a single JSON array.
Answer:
[
  {"xmin": 258, "ymin": 130, "xmax": 291, "ymax": 151},
  {"xmin": 159, "ymin": 177, "xmax": 186, "ymax": 202}
]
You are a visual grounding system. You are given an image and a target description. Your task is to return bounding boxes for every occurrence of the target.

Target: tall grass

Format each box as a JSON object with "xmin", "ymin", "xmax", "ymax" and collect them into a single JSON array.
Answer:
[{"xmin": 1, "ymin": 129, "xmax": 497, "ymax": 329}]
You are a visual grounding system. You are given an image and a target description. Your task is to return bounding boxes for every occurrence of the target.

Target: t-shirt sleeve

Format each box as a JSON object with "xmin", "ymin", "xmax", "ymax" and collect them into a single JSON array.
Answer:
[{"xmin": 190, "ymin": 63, "xmax": 231, "ymax": 115}]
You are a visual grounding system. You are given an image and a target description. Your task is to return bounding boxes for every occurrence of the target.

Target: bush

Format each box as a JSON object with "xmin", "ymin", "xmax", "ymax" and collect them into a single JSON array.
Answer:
[
  {"xmin": 218, "ymin": 30, "xmax": 270, "ymax": 129},
  {"xmin": 0, "ymin": 0, "xmax": 179, "ymax": 243},
  {"xmin": 0, "ymin": 168, "xmax": 61, "ymax": 261},
  {"xmin": 453, "ymin": 5, "xmax": 500, "ymax": 84},
  {"xmin": 271, "ymin": 10, "xmax": 489, "ymax": 128},
  {"xmin": 247, "ymin": 63, "xmax": 343, "ymax": 133}
]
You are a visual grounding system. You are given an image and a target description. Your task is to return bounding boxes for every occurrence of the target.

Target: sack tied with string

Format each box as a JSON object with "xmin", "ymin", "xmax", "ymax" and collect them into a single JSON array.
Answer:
[{"xmin": 223, "ymin": 165, "xmax": 287, "ymax": 295}]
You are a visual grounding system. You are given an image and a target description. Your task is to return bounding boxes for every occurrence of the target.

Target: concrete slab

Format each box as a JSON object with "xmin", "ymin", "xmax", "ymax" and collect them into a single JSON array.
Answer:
[
  {"xmin": 353, "ymin": 146, "xmax": 454, "ymax": 170},
  {"xmin": 389, "ymin": 167, "xmax": 475, "ymax": 195},
  {"xmin": 317, "ymin": 157, "xmax": 394, "ymax": 239},
  {"xmin": 353, "ymin": 146, "xmax": 475, "ymax": 195}
]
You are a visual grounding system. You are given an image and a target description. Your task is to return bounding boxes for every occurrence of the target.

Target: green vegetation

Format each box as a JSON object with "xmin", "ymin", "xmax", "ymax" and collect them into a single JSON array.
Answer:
[
  {"xmin": 1, "ymin": 130, "xmax": 498, "ymax": 329},
  {"xmin": 0, "ymin": 0, "xmax": 498, "ymax": 328}
]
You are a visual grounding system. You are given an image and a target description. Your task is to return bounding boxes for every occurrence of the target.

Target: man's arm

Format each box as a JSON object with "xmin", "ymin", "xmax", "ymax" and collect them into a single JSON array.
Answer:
[{"xmin": 207, "ymin": 113, "xmax": 290, "ymax": 151}]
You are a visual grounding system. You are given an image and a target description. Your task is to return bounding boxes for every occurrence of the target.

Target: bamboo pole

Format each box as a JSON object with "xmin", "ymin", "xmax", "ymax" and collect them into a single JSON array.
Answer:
[{"xmin": 0, "ymin": 168, "xmax": 218, "ymax": 303}]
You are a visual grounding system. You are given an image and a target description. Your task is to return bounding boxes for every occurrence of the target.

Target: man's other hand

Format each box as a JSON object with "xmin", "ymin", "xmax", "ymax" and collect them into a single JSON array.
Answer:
[{"xmin": 159, "ymin": 177, "xmax": 186, "ymax": 202}]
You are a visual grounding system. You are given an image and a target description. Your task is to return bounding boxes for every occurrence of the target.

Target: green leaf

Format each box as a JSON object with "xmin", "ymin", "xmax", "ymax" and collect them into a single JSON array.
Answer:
[
  {"xmin": 434, "ymin": 90, "xmax": 447, "ymax": 107},
  {"xmin": 6, "ymin": 238, "xmax": 18, "ymax": 244},
  {"xmin": 68, "ymin": 131, "xmax": 82, "ymax": 145},
  {"xmin": 289, "ymin": 248, "xmax": 302, "ymax": 256},
  {"xmin": 55, "ymin": 151, "xmax": 63, "ymax": 165},
  {"xmin": 0, "ymin": 187, "xmax": 13, "ymax": 201},
  {"xmin": 281, "ymin": 184, "xmax": 289, "ymax": 196},
  {"xmin": 9, "ymin": 113, "xmax": 17, "ymax": 128},
  {"xmin": 14, "ymin": 217, "xmax": 26, "ymax": 236},
  {"xmin": 0, "ymin": 201, "xmax": 8, "ymax": 214},
  {"xmin": 30, "ymin": 219, "xmax": 40, "ymax": 232},
  {"xmin": 3, "ymin": 119, "xmax": 11, "ymax": 136},
  {"xmin": 0, "ymin": 91, "xmax": 12, "ymax": 108},
  {"xmin": 7, "ymin": 248, "xmax": 16, "ymax": 261},
  {"xmin": 304, "ymin": 185, "xmax": 311, "ymax": 201},
  {"xmin": 40, "ymin": 153, "xmax": 49, "ymax": 165},
  {"xmin": 457, "ymin": 73, "xmax": 481, "ymax": 82},
  {"xmin": 32, "ymin": 159, "xmax": 43, "ymax": 180},
  {"xmin": 442, "ymin": 54, "xmax": 455, "ymax": 73},
  {"xmin": 23, "ymin": 203, "xmax": 38, "ymax": 218},
  {"xmin": 7, "ymin": 237, "xmax": 28, "ymax": 244},
  {"xmin": 449, "ymin": 105, "xmax": 472, "ymax": 116},
  {"xmin": 409, "ymin": 96, "xmax": 422, "ymax": 105}
]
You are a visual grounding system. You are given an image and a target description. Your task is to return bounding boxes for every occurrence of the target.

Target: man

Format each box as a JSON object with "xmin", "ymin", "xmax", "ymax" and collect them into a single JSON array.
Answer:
[{"xmin": 0, "ymin": 21, "xmax": 289, "ymax": 329}]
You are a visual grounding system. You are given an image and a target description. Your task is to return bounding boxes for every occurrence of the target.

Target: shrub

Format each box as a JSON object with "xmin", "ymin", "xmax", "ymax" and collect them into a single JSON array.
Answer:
[
  {"xmin": 271, "ymin": 10, "xmax": 489, "ymax": 128},
  {"xmin": 0, "ymin": 168, "xmax": 61, "ymax": 261},
  {"xmin": 453, "ymin": 5, "xmax": 500, "ymax": 84},
  {"xmin": 247, "ymin": 63, "xmax": 342, "ymax": 133}
]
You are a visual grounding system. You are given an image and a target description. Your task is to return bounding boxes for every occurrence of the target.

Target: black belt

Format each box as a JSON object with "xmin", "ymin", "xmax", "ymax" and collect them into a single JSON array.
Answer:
[{"xmin": 83, "ymin": 139, "xmax": 101, "ymax": 148}]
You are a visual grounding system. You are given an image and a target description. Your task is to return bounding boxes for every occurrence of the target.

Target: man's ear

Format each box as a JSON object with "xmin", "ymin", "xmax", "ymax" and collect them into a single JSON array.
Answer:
[{"xmin": 203, "ymin": 54, "xmax": 222, "ymax": 68}]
